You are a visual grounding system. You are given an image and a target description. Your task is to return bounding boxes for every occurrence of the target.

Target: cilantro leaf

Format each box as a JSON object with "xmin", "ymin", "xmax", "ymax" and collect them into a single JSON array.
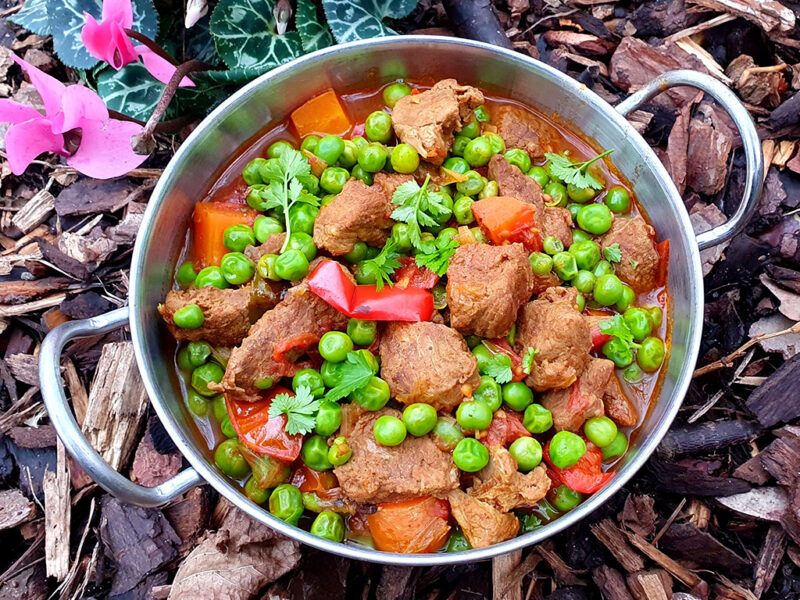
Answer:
[
  {"xmin": 390, "ymin": 175, "xmax": 448, "ymax": 251},
  {"xmin": 604, "ymin": 243, "xmax": 622, "ymax": 263},
  {"xmin": 630, "ymin": 258, "xmax": 638, "ymax": 269},
  {"xmin": 324, "ymin": 351, "xmax": 378, "ymax": 402},
  {"xmin": 415, "ymin": 235, "xmax": 459, "ymax": 277},
  {"xmin": 360, "ymin": 238, "xmax": 402, "ymax": 291},
  {"xmin": 598, "ymin": 314, "xmax": 640, "ymax": 350},
  {"xmin": 543, "ymin": 149, "xmax": 613, "ymax": 190},
  {"xmin": 268, "ymin": 385, "xmax": 320, "ymax": 435},
  {"xmin": 522, "ymin": 347, "xmax": 539, "ymax": 375},
  {"xmin": 484, "ymin": 354, "xmax": 513, "ymax": 384}
]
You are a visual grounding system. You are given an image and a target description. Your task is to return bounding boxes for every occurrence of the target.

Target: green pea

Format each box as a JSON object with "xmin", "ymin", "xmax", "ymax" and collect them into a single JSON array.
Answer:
[
  {"xmin": 383, "ymin": 81, "xmax": 412, "ymax": 108},
  {"xmin": 302, "ymin": 435, "xmax": 333, "ymax": 471},
  {"xmin": 315, "ymin": 135, "xmax": 345, "ymax": 165},
  {"xmin": 593, "ymin": 273, "xmax": 623, "ymax": 306},
  {"xmin": 374, "ymin": 415, "xmax": 407, "ymax": 446},
  {"xmin": 456, "ymin": 170, "xmax": 485, "ymax": 196},
  {"xmin": 542, "ymin": 236, "xmax": 564, "ymax": 256},
  {"xmin": 191, "ymin": 362, "xmax": 224, "ymax": 396},
  {"xmin": 552, "ymin": 484, "xmax": 582, "ymax": 511},
  {"xmin": 328, "ymin": 436, "xmax": 352, "ymax": 466},
  {"xmin": 505, "ymin": 148, "xmax": 531, "ymax": 173},
  {"xmin": 220, "ymin": 416, "xmax": 237, "ymax": 438},
  {"xmin": 460, "ymin": 120, "xmax": 480, "ymax": 139},
  {"xmin": 186, "ymin": 342, "xmax": 211, "ymax": 368},
  {"xmin": 509, "ymin": 437, "xmax": 543, "ymax": 472},
  {"xmin": 593, "ymin": 260, "xmax": 614, "ymax": 277},
  {"xmin": 253, "ymin": 216, "xmax": 284, "ymax": 244},
  {"xmin": 569, "ymin": 240, "xmax": 601, "ymax": 271},
  {"xmin": 623, "ymin": 363, "xmax": 643, "ymax": 383},
  {"xmin": 474, "ymin": 105, "xmax": 490, "ymax": 122},
  {"xmin": 287, "ymin": 231, "xmax": 317, "ymax": 261},
  {"xmin": 365, "ymin": 111, "xmax": 393, "ymax": 143},
  {"xmin": 502, "ymin": 382, "xmax": 534, "ymax": 412},
  {"xmin": 456, "ymin": 399, "xmax": 493, "ymax": 430},
  {"xmin": 315, "ymin": 400, "xmax": 342, "ymax": 437},
  {"xmin": 471, "ymin": 343, "xmax": 493, "ymax": 373},
  {"xmin": 602, "ymin": 431, "xmax": 629, "ymax": 460},
  {"xmin": 549, "ymin": 431, "xmax": 586, "ymax": 469},
  {"xmin": 638, "ymin": 337, "xmax": 665, "ymax": 372},
  {"xmin": 347, "ymin": 319, "xmax": 377, "ymax": 346},
  {"xmin": 391, "ymin": 143, "xmax": 420, "ymax": 174},
  {"xmin": 584, "ymin": 416, "xmax": 618, "ymax": 448},
  {"xmin": 453, "ymin": 196, "xmax": 475, "ymax": 225},
  {"xmin": 573, "ymin": 270, "xmax": 596, "ymax": 294},
  {"xmin": 338, "ymin": 140, "xmax": 358, "ymax": 168},
  {"xmin": 572, "ymin": 229, "xmax": 591, "ymax": 244},
  {"xmin": 576, "ymin": 292, "xmax": 586, "ymax": 312},
  {"xmin": 605, "ymin": 186, "xmax": 630, "ymax": 213},
  {"xmin": 431, "ymin": 192, "xmax": 454, "ymax": 225},
  {"xmin": 523, "ymin": 403, "xmax": 553, "ymax": 433},
  {"xmin": 446, "ymin": 529, "xmax": 472, "ymax": 552},
  {"xmin": 242, "ymin": 157, "xmax": 267, "ymax": 185},
  {"xmin": 433, "ymin": 417, "xmax": 464, "ymax": 450},
  {"xmin": 478, "ymin": 180, "xmax": 499, "ymax": 200},
  {"xmin": 176, "ymin": 261, "xmax": 196, "ymax": 287},
  {"xmin": 212, "ymin": 394, "xmax": 228, "ymax": 422},
  {"xmin": 648, "ymin": 306, "xmax": 663, "ymax": 329},
  {"xmin": 245, "ymin": 476, "xmax": 270, "ymax": 504},
  {"xmin": 354, "ymin": 262, "xmax": 378, "ymax": 285},
  {"xmin": 266, "ymin": 139, "xmax": 293, "ymax": 159},
  {"xmin": 351, "ymin": 164, "xmax": 374, "ymax": 185},
  {"xmin": 452, "ymin": 135, "xmax": 470, "ymax": 157},
  {"xmin": 195, "ymin": 266, "xmax": 229, "ymax": 289},
  {"xmin": 214, "ymin": 439, "xmax": 250, "ymax": 478},
  {"xmin": 552, "ymin": 251, "xmax": 578, "ymax": 281},
  {"xmin": 528, "ymin": 165, "xmax": 549, "ymax": 187},
  {"xmin": 452, "ymin": 437, "xmax": 489, "ymax": 472},
  {"xmin": 311, "ymin": 511, "xmax": 345, "ymax": 542},
  {"xmin": 567, "ymin": 202, "xmax": 582, "ymax": 221},
  {"xmin": 274, "ymin": 248, "xmax": 309, "ymax": 281},
  {"xmin": 567, "ymin": 183, "xmax": 596, "ymax": 204},
  {"xmin": 186, "ymin": 390, "xmax": 208, "ymax": 417},
  {"xmin": 318, "ymin": 331, "xmax": 354, "ymax": 363},
  {"xmin": 321, "ymin": 360, "xmax": 346, "ymax": 388},
  {"xmin": 464, "ymin": 137, "xmax": 493, "ymax": 167},
  {"xmin": 529, "ymin": 252, "xmax": 553, "ymax": 276},
  {"xmin": 257, "ymin": 254, "xmax": 280, "ymax": 281},
  {"xmin": 255, "ymin": 377, "xmax": 274, "ymax": 390},
  {"xmin": 443, "ymin": 156, "xmax": 470, "ymax": 174},
  {"xmin": 474, "ymin": 376, "xmax": 502, "ymax": 412},
  {"xmin": 173, "ymin": 304, "xmax": 205, "ymax": 329},
  {"xmin": 351, "ymin": 376, "xmax": 390, "ymax": 410},
  {"xmin": 438, "ymin": 228, "xmax": 458, "ymax": 244},
  {"xmin": 300, "ymin": 135, "xmax": 320, "ymax": 155},
  {"xmin": 402, "ymin": 403, "xmax": 438, "ymax": 437},
  {"xmin": 623, "ymin": 308, "xmax": 652, "ymax": 341},
  {"xmin": 484, "ymin": 132, "xmax": 505, "ymax": 155},
  {"xmin": 358, "ymin": 142, "xmax": 387, "ymax": 173},
  {"xmin": 544, "ymin": 181, "xmax": 567, "ymax": 207},
  {"xmin": 292, "ymin": 368, "xmax": 324, "ymax": 398},
  {"xmin": 616, "ymin": 285, "xmax": 635, "ymax": 312},
  {"xmin": 220, "ymin": 252, "xmax": 255, "ymax": 285},
  {"xmin": 269, "ymin": 484, "xmax": 304, "ymax": 525},
  {"xmin": 602, "ymin": 337, "xmax": 634, "ymax": 368},
  {"xmin": 320, "ymin": 166, "xmax": 350, "ymax": 194},
  {"xmin": 577, "ymin": 204, "xmax": 614, "ymax": 235}
]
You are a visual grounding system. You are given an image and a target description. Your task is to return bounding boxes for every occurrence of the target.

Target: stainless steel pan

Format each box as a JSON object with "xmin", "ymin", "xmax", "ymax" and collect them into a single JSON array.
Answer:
[{"xmin": 39, "ymin": 36, "xmax": 763, "ymax": 565}]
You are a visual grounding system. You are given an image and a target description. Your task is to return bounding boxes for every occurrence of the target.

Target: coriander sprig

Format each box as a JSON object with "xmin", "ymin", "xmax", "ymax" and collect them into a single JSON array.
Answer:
[
  {"xmin": 390, "ymin": 175, "xmax": 450, "ymax": 251},
  {"xmin": 324, "ymin": 351, "xmax": 379, "ymax": 403},
  {"xmin": 544, "ymin": 149, "xmax": 613, "ymax": 190},
  {"xmin": 522, "ymin": 347, "xmax": 540, "ymax": 375},
  {"xmin": 598, "ymin": 314, "xmax": 641, "ymax": 352},
  {"xmin": 415, "ymin": 235, "xmax": 459, "ymax": 277},
  {"xmin": 360, "ymin": 238, "xmax": 402, "ymax": 291},
  {"xmin": 268, "ymin": 385, "xmax": 319, "ymax": 435}
]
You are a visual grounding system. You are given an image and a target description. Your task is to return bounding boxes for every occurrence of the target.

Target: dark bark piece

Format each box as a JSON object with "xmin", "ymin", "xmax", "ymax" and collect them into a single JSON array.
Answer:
[
  {"xmin": 8, "ymin": 425, "xmax": 56, "ymax": 449},
  {"xmin": 629, "ymin": 0, "xmax": 696, "ymax": 36},
  {"xmin": 54, "ymin": 178, "xmax": 138, "ymax": 217},
  {"xmin": 659, "ymin": 523, "xmax": 750, "ymax": 574},
  {"xmin": 4, "ymin": 437, "xmax": 56, "ymax": 502},
  {"xmin": 746, "ymin": 353, "xmax": 800, "ymax": 427},
  {"xmin": 441, "ymin": 0, "xmax": 512, "ymax": 49},
  {"xmin": 753, "ymin": 524, "xmax": 787, "ymax": 599},
  {"xmin": 163, "ymin": 487, "xmax": 210, "ymax": 557},
  {"xmin": 0, "ymin": 559, "xmax": 48, "ymax": 600},
  {"xmin": 766, "ymin": 91, "xmax": 800, "ymax": 131},
  {"xmin": 536, "ymin": 540, "xmax": 586, "ymax": 586},
  {"xmin": 625, "ymin": 531, "xmax": 703, "ymax": 589},
  {"xmin": 686, "ymin": 113, "xmax": 733, "ymax": 195},
  {"xmin": 657, "ymin": 420, "xmax": 764, "ymax": 459},
  {"xmin": 60, "ymin": 291, "xmax": 114, "ymax": 320},
  {"xmin": 130, "ymin": 417, "xmax": 182, "ymax": 488},
  {"xmin": 591, "ymin": 565, "xmax": 635, "ymax": 600},
  {"xmin": 35, "ymin": 237, "xmax": 91, "ymax": 280},
  {"xmin": 590, "ymin": 518, "xmax": 645, "ymax": 573},
  {"xmin": 287, "ymin": 548, "xmax": 349, "ymax": 600},
  {"xmin": 620, "ymin": 495, "xmax": 656, "ymax": 539},
  {"xmin": 733, "ymin": 454, "xmax": 771, "ymax": 485},
  {"xmin": 646, "ymin": 458, "xmax": 751, "ymax": 497},
  {"xmin": 0, "ymin": 278, "xmax": 73, "ymax": 305},
  {"xmin": 376, "ymin": 564, "xmax": 417, "ymax": 600}
]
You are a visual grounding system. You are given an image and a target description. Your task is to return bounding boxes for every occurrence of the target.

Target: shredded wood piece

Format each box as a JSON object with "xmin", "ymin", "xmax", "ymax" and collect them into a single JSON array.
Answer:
[
  {"xmin": 44, "ymin": 440, "xmax": 71, "ymax": 581},
  {"xmin": 625, "ymin": 531, "xmax": 703, "ymax": 588},
  {"xmin": 493, "ymin": 550, "xmax": 523, "ymax": 600},
  {"xmin": 665, "ymin": 13, "xmax": 736, "ymax": 42},
  {"xmin": 689, "ymin": 0, "xmax": 795, "ymax": 34}
]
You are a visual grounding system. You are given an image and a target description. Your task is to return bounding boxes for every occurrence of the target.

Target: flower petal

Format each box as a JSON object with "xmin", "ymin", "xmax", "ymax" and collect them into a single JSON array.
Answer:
[
  {"xmin": 135, "ymin": 46, "xmax": 196, "ymax": 87},
  {"xmin": 67, "ymin": 118, "xmax": 147, "ymax": 179},
  {"xmin": 51, "ymin": 85, "xmax": 110, "ymax": 134},
  {"xmin": 81, "ymin": 13, "xmax": 138, "ymax": 70},
  {"xmin": 4, "ymin": 119, "xmax": 66, "ymax": 175},
  {"xmin": 0, "ymin": 99, "xmax": 44, "ymax": 124},
  {"xmin": 11, "ymin": 54, "xmax": 65, "ymax": 119},
  {"xmin": 101, "ymin": 0, "xmax": 134, "ymax": 27}
]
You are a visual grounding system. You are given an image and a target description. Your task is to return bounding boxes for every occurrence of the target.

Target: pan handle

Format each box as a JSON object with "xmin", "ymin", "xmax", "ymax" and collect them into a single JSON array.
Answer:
[
  {"xmin": 615, "ymin": 69, "xmax": 763, "ymax": 251},
  {"xmin": 39, "ymin": 307, "xmax": 202, "ymax": 507}
]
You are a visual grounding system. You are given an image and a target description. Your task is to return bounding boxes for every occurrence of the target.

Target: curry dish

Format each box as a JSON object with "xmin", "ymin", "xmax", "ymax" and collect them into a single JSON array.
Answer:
[{"xmin": 158, "ymin": 79, "xmax": 669, "ymax": 552}]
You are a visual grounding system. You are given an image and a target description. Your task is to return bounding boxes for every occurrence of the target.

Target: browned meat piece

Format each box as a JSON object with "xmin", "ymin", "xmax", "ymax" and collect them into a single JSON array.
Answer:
[
  {"xmin": 515, "ymin": 287, "xmax": 591, "ymax": 392},
  {"xmin": 601, "ymin": 216, "xmax": 660, "ymax": 292},
  {"xmin": 158, "ymin": 285, "xmax": 251, "ymax": 347},
  {"xmin": 447, "ymin": 243, "xmax": 534, "ymax": 339},
  {"xmin": 540, "ymin": 357, "xmax": 613, "ymax": 432},
  {"xmin": 379, "ymin": 321, "xmax": 480, "ymax": 412},
  {"xmin": 313, "ymin": 179, "xmax": 393, "ymax": 255},
  {"xmin": 494, "ymin": 105, "xmax": 558, "ymax": 159},
  {"xmin": 334, "ymin": 408, "xmax": 460, "ymax": 503},
  {"xmin": 244, "ymin": 232, "xmax": 285, "ymax": 262},
  {"xmin": 211, "ymin": 282, "xmax": 348, "ymax": 402},
  {"xmin": 373, "ymin": 172, "xmax": 413, "ymax": 206},
  {"xmin": 487, "ymin": 155, "xmax": 544, "ymax": 215},
  {"xmin": 469, "ymin": 447, "xmax": 550, "ymax": 512},
  {"xmin": 448, "ymin": 489, "xmax": 519, "ymax": 549},
  {"xmin": 604, "ymin": 373, "xmax": 639, "ymax": 427},
  {"xmin": 542, "ymin": 206, "xmax": 573, "ymax": 248},
  {"xmin": 391, "ymin": 79, "xmax": 483, "ymax": 165},
  {"xmin": 532, "ymin": 272, "xmax": 561, "ymax": 295}
]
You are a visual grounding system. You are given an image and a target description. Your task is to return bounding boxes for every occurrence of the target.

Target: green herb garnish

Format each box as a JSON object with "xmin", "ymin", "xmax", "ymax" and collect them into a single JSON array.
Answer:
[
  {"xmin": 544, "ymin": 149, "xmax": 613, "ymax": 190},
  {"xmin": 484, "ymin": 353, "xmax": 514, "ymax": 384},
  {"xmin": 390, "ymin": 175, "xmax": 451, "ymax": 250},
  {"xmin": 598, "ymin": 314, "xmax": 641, "ymax": 351},
  {"xmin": 522, "ymin": 347, "xmax": 539, "ymax": 375},
  {"xmin": 268, "ymin": 385, "xmax": 319, "ymax": 435},
  {"xmin": 324, "ymin": 351, "xmax": 378, "ymax": 402},
  {"xmin": 360, "ymin": 238, "xmax": 402, "ymax": 291},
  {"xmin": 604, "ymin": 243, "xmax": 622, "ymax": 263},
  {"xmin": 415, "ymin": 235, "xmax": 459, "ymax": 277}
]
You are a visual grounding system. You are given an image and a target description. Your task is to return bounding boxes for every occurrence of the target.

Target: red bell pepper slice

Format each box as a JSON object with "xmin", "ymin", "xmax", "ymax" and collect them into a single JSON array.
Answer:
[
  {"xmin": 290, "ymin": 463, "xmax": 339, "ymax": 498},
  {"xmin": 308, "ymin": 259, "xmax": 434, "ymax": 322},
  {"xmin": 544, "ymin": 441, "xmax": 613, "ymax": 494},
  {"xmin": 472, "ymin": 196, "xmax": 542, "ymax": 251},
  {"xmin": 226, "ymin": 386, "xmax": 303, "ymax": 462},
  {"xmin": 394, "ymin": 257, "xmax": 440, "ymax": 289}
]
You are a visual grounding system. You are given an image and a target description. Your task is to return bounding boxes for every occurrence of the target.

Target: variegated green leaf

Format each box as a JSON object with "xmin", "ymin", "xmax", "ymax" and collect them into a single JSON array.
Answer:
[
  {"xmin": 97, "ymin": 62, "xmax": 164, "ymax": 121},
  {"xmin": 210, "ymin": 0, "xmax": 303, "ymax": 75},
  {"xmin": 296, "ymin": 0, "xmax": 333, "ymax": 52},
  {"xmin": 321, "ymin": 0, "xmax": 417, "ymax": 43},
  {"xmin": 9, "ymin": 0, "xmax": 51, "ymax": 36}
]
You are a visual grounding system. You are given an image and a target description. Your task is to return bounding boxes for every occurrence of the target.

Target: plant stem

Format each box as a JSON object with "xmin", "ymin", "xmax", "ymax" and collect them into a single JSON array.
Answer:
[
  {"xmin": 108, "ymin": 110, "xmax": 194, "ymax": 134},
  {"xmin": 579, "ymin": 149, "xmax": 614, "ymax": 172},
  {"xmin": 124, "ymin": 28, "xmax": 179, "ymax": 65}
]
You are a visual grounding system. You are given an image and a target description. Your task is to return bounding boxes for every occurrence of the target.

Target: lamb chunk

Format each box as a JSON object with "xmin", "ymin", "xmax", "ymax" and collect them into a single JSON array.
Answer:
[
  {"xmin": 469, "ymin": 447, "xmax": 551, "ymax": 512},
  {"xmin": 540, "ymin": 357, "xmax": 613, "ymax": 432},
  {"xmin": 158, "ymin": 285, "xmax": 251, "ymax": 347},
  {"xmin": 514, "ymin": 287, "xmax": 591, "ymax": 392},
  {"xmin": 391, "ymin": 79, "xmax": 483, "ymax": 165},
  {"xmin": 487, "ymin": 155, "xmax": 544, "ymax": 215},
  {"xmin": 244, "ymin": 232, "xmax": 285, "ymax": 262},
  {"xmin": 447, "ymin": 243, "xmax": 534, "ymax": 339},
  {"xmin": 334, "ymin": 408, "xmax": 460, "ymax": 503},
  {"xmin": 542, "ymin": 206, "xmax": 574, "ymax": 248},
  {"xmin": 379, "ymin": 321, "xmax": 480, "ymax": 412},
  {"xmin": 532, "ymin": 272, "xmax": 561, "ymax": 295},
  {"xmin": 604, "ymin": 373, "xmax": 639, "ymax": 427},
  {"xmin": 211, "ymin": 282, "xmax": 348, "ymax": 402},
  {"xmin": 494, "ymin": 105, "xmax": 554, "ymax": 159},
  {"xmin": 313, "ymin": 179, "xmax": 393, "ymax": 255},
  {"xmin": 448, "ymin": 489, "xmax": 519, "ymax": 549},
  {"xmin": 601, "ymin": 216, "xmax": 660, "ymax": 292}
]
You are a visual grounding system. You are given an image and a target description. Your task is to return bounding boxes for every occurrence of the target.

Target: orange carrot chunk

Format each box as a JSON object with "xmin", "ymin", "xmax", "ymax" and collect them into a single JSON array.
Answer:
[
  {"xmin": 291, "ymin": 89, "xmax": 352, "ymax": 138},
  {"xmin": 192, "ymin": 201, "xmax": 259, "ymax": 269}
]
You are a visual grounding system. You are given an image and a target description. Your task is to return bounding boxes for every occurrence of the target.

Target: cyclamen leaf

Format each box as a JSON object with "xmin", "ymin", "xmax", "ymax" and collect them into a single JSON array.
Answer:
[
  {"xmin": 296, "ymin": 0, "xmax": 333, "ymax": 52},
  {"xmin": 321, "ymin": 0, "xmax": 418, "ymax": 43},
  {"xmin": 97, "ymin": 62, "xmax": 164, "ymax": 121},
  {"xmin": 210, "ymin": 0, "xmax": 303, "ymax": 75},
  {"xmin": 9, "ymin": 0, "xmax": 51, "ymax": 36}
]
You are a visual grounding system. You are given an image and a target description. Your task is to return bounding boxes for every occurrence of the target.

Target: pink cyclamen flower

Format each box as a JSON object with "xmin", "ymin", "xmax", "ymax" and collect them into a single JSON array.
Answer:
[
  {"xmin": 0, "ymin": 54, "xmax": 147, "ymax": 179},
  {"xmin": 81, "ymin": 0, "xmax": 195, "ymax": 87}
]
